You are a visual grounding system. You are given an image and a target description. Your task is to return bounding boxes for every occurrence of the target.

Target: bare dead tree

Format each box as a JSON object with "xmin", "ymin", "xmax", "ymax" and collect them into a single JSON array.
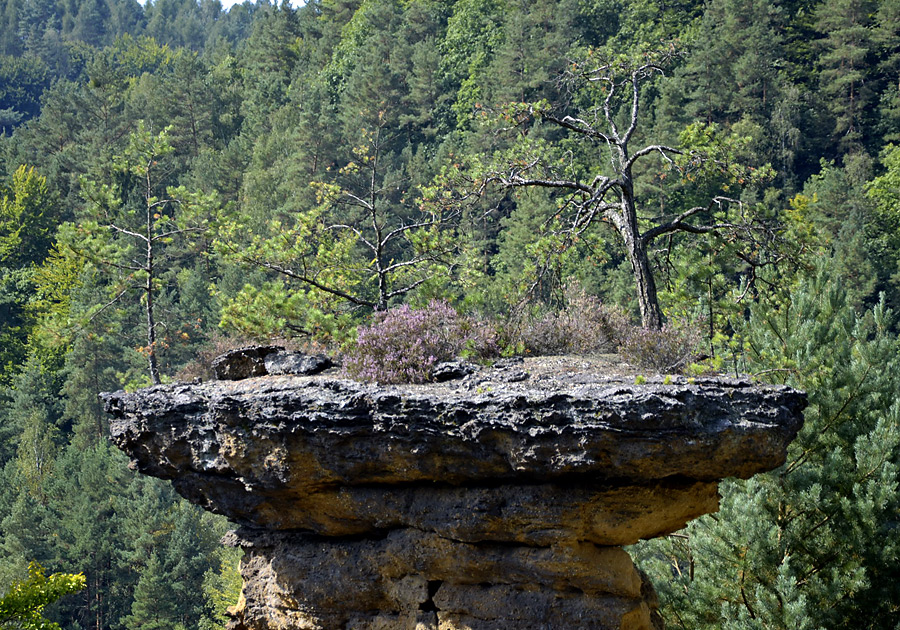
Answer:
[{"xmin": 482, "ymin": 50, "xmax": 753, "ymax": 330}]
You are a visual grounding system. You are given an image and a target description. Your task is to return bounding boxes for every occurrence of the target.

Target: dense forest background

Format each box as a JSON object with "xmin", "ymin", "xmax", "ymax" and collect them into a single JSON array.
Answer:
[{"xmin": 0, "ymin": 0, "xmax": 899, "ymax": 627}]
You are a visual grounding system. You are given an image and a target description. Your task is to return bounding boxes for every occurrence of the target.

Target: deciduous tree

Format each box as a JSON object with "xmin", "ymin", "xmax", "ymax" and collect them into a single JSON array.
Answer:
[
  {"xmin": 0, "ymin": 166, "xmax": 60, "ymax": 381},
  {"xmin": 0, "ymin": 562, "xmax": 84, "ymax": 630}
]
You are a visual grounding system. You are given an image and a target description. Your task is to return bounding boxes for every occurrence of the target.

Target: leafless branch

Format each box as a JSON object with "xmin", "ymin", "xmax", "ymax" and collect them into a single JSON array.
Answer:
[
  {"xmin": 88, "ymin": 284, "xmax": 132, "ymax": 322},
  {"xmin": 342, "ymin": 191, "xmax": 374, "ymax": 211},
  {"xmin": 327, "ymin": 223, "xmax": 375, "ymax": 251},
  {"xmin": 492, "ymin": 175, "xmax": 594, "ymax": 195},
  {"xmin": 382, "ymin": 253, "xmax": 451, "ymax": 275},
  {"xmin": 381, "ymin": 216, "xmax": 453, "ymax": 245},
  {"xmin": 541, "ymin": 113, "xmax": 611, "ymax": 143},
  {"xmin": 148, "ymin": 198, "xmax": 180, "ymax": 211},
  {"xmin": 385, "ymin": 276, "xmax": 433, "ymax": 299},
  {"xmin": 153, "ymin": 226, "xmax": 206, "ymax": 241},
  {"xmin": 643, "ymin": 197, "xmax": 743, "ymax": 243},
  {"xmin": 250, "ymin": 258, "xmax": 379, "ymax": 309},
  {"xmin": 98, "ymin": 257, "xmax": 145, "ymax": 273},
  {"xmin": 108, "ymin": 223, "xmax": 148, "ymax": 243},
  {"xmin": 625, "ymin": 144, "xmax": 683, "ymax": 171}
]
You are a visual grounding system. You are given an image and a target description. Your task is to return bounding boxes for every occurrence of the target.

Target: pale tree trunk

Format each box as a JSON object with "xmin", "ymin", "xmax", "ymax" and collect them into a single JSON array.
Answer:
[
  {"xmin": 144, "ymin": 249, "xmax": 162, "ymax": 385},
  {"xmin": 146, "ymin": 279, "xmax": 161, "ymax": 385},
  {"xmin": 625, "ymin": 235, "xmax": 663, "ymax": 331},
  {"xmin": 145, "ymin": 188, "xmax": 161, "ymax": 385},
  {"xmin": 619, "ymin": 171, "xmax": 664, "ymax": 330}
]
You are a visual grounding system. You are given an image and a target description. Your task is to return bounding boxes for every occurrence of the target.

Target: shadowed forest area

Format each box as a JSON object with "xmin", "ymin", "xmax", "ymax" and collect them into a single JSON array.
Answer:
[{"xmin": 0, "ymin": 0, "xmax": 899, "ymax": 627}]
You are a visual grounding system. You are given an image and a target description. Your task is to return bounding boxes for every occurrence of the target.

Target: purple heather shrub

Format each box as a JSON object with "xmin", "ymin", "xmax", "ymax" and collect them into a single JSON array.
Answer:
[
  {"xmin": 343, "ymin": 300, "xmax": 500, "ymax": 384},
  {"xmin": 617, "ymin": 317, "xmax": 703, "ymax": 373}
]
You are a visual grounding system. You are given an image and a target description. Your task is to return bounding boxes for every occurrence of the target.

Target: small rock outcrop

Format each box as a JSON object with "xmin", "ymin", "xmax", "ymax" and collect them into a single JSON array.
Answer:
[
  {"xmin": 212, "ymin": 346, "xmax": 333, "ymax": 380},
  {"xmin": 103, "ymin": 355, "xmax": 806, "ymax": 630}
]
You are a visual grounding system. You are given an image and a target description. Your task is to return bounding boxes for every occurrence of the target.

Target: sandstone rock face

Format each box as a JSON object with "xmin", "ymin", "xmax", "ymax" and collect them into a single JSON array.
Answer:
[{"xmin": 103, "ymin": 355, "xmax": 806, "ymax": 630}]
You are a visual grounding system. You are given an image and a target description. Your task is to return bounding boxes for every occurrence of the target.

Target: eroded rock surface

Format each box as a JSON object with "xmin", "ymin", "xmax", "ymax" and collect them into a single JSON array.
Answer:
[
  {"xmin": 103, "ymin": 355, "xmax": 805, "ymax": 630},
  {"xmin": 212, "ymin": 346, "xmax": 333, "ymax": 380}
]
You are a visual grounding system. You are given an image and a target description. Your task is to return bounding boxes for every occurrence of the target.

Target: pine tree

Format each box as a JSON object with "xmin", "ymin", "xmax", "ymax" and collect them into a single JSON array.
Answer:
[
  {"xmin": 16, "ymin": 0, "xmax": 59, "ymax": 55},
  {"xmin": 873, "ymin": 0, "xmax": 900, "ymax": 142},
  {"xmin": 161, "ymin": 503, "xmax": 222, "ymax": 627},
  {"xmin": 0, "ymin": 55, "xmax": 50, "ymax": 134},
  {"xmin": 64, "ymin": 122, "xmax": 217, "ymax": 384},
  {"xmin": 634, "ymin": 262, "xmax": 900, "ymax": 629},
  {"xmin": 46, "ymin": 442, "xmax": 131, "ymax": 630},
  {"xmin": 814, "ymin": 0, "xmax": 877, "ymax": 154},
  {"xmin": 865, "ymin": 144, "xmax": 900, "ymax": 313},
  {"xmin": 238, "ymin": 4, "xmax": 301, "ymax": 133},
  {"xmin": 0, "ymin": 0, "xmax": 23, "ymax": 57},
  {"xmin": 118, "ymin": 475, "xmax": 225, "ymax": 630},
  {"xmin": 70, "ymin": 0, "xmax": 110, "ymax": 47},
  {"xmin": 122, "ymin": 552, "xmax": 178, "ymax": 630}
]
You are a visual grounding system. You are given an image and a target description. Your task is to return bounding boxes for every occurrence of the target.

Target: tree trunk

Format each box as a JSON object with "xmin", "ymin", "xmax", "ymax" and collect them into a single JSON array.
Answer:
[
  {"xmin": 618, "ymin": 172, "xmax": 664, "ymax": 331},
  {"xmin": 376, "ymin": 267, "xmax": 388, "ymax": 312},
  {"xmin": 626, "ymin": 235, "xmax": 664, "ymax": 331},
  {"xmin": 146, "ymin": 286, "xmax": 161, "ymax": 385},
  {"xmin": 146, "ymin": 238, "xmax": 161, "ymax": 385}
]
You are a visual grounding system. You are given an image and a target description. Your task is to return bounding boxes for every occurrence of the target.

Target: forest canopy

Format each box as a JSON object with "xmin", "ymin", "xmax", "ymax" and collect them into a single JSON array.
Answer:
[{"xmin": 0, "ymin": 0, "xmax": 899, "ymax": 628}]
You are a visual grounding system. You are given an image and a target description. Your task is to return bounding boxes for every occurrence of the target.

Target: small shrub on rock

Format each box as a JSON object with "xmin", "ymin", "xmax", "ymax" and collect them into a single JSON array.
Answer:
[
  {"xmin": 516, "ymin": 289, "xmax": 629, "ymax": 355},
  {"xmin": 343, "ymin": 300, "xmax": 499, "ymax": 384},
  {"xmin": 617, "ymin": 318, "xmax": 703, "ymax": 373}
]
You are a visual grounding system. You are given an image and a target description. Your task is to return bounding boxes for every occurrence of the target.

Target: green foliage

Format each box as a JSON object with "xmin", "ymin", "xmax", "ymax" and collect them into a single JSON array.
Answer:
[
  {"xmin": 219, "ymin": 280, "xmax": 357, "ymax": 346},
  {"xmin": 1, "ymin": 0, "xmax": 900, "ymax": 627},
  {"xmin": 219, "ymin": 117, "xmax": 457, "ymax": 319},
  {"xmin": 0, "ymin": 55, "xmax": 50, "ymax": 134},
  {"xmin": 814, "ymin": 0, "xmax": 878, "ymax": 153},
  {"xmin": 440, "ymin": 0, "xmax": 506, "ymax": 127},
  {"xmin": 0, "ymin": 166, "xmax": 58, "ymax": 268},
  {"xmin": 0, "ymin": 562, "xmax": 85, "ymax": 630},
  {"xmin": 119, "ymin": 495, "xmax": 222, "ymax": 630},
  {"xmin": 63, "ymin": 121, "xmax": 218, "ymax": 383},
  {"xmin": 866, "ymin": 144, "xmax": 900, "ymax": 299},
  {"xmin": 634, "ymin": 264, "xmax": 900, "ymax": 629},
  {"xmin": 784, "ymin": 156, "xmax": 880, "ymax": 307},
  {"xmin": 199, "ymin": 546, "xmax": 242, "ymax": 630},
  {"xmin": 676, "ymin": 122, "xmax": 776, "ymax": 187},
  {"xmin": 0, "ymin": 167, "xmax": 61, "ymax": 381}
]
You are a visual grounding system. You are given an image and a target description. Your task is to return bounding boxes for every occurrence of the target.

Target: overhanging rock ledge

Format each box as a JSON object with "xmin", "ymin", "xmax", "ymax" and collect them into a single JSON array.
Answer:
[{"xmin": 103, "ymin": 355, "xmax": 806, "ymax": 630}]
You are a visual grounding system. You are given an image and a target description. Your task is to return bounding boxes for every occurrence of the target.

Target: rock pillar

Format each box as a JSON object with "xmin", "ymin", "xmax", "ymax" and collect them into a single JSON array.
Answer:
[{"xmin": 103, "ymin": 355, "xmax": 805, "ymax": 630}]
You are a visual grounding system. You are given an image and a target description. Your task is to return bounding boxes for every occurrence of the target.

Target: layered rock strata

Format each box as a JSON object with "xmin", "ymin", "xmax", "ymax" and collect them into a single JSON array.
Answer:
[{"xmin": 103, "ymin": 355, "xmax": 806, "ymax": 630}]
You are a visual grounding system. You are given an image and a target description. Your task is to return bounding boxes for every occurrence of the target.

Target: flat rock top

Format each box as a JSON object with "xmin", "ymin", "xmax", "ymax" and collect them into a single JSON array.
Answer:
[
  {"xmin": 108, "ymin": 353, "xmax": 785, "ymax": 404},
  {"xmin": 103, "ymin": 355, "xmax": 806, "ymax": 489}
]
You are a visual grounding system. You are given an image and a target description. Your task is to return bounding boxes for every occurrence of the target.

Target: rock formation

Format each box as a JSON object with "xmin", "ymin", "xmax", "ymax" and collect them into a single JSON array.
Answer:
[{"xmin": 103, "ymin": 354, "xmax": 806, "ymax": 630}]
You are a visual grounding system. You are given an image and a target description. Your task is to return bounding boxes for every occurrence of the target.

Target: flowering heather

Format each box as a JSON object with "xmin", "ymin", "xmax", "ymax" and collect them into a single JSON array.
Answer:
[{"xmin": 344, "ymin": 300, "xmax": 499, "ymax": 384}]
